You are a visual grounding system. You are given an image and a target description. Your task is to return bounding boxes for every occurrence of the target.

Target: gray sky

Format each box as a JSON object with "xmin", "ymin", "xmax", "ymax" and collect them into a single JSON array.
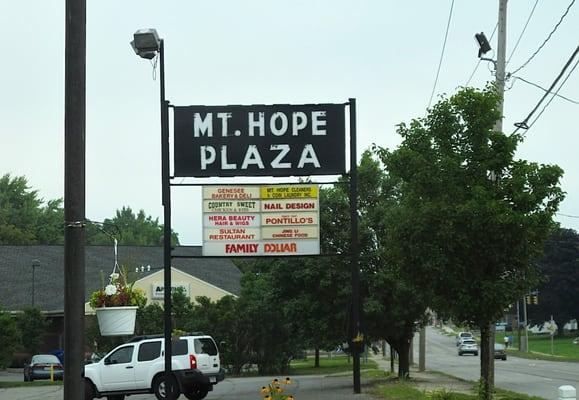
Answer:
[{"xmin": 1, "ymin": 1, "xmax": 578, "ymax": 244}]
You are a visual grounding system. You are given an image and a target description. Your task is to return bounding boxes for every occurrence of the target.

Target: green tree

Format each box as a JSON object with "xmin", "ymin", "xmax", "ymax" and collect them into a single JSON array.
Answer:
[
  {"xmin": 185, "ymin": 295, "xmax": 253, "ymax": 375},
  {"xmin": 16, "ymin": 307, "xmax": 48, "ymax": 355},
  {"xmin": 380, "ymin": 85, "xmax": 564, "ymax": 398},
  {"xmin": 136, "ymin": 303, "xmax": 164, "ymax": 335},
  {"xmin": 0, "ymin": 308, "xmax": 19, "ymax": 367},
  {"xmin": 0, "ymin": 174, "xmax": 64, "ymax": 244},
  {"xmin": 530, "ymin": 228, "xmax": 579, "ymax": 334},
  {"xmin": 87, "ymin": 206, "xmax": 179, "ymax": 246}
]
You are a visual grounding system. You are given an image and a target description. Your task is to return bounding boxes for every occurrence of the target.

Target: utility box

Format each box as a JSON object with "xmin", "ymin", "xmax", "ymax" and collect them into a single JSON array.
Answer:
[{"xmin": 559, "ymin": 385, "xmax": 576, "ymax": 400}]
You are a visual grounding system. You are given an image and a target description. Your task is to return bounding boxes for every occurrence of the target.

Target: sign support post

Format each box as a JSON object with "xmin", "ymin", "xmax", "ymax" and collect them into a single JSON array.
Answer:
[
  {"xmin": 159, "ymin": 39, "xmax": 177, "ymax": 400},
  {"xmin": 349, "ymin": 98, "xmax": 361, "ymax": 394}
]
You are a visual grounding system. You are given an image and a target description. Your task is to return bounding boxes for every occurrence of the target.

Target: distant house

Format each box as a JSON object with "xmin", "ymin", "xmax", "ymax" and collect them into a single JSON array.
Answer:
[{"xmin": 0, "ymin": 245, "xmax": 242, "ymax": 350}]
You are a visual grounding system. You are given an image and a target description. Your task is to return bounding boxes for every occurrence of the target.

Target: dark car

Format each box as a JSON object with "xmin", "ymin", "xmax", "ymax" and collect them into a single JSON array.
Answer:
[
  {"xmin": 494, "ymin": 343, "xmax": 507, "ymax": 360},
  {"xmin": 24, "ymin": 354, "xmax": 64, "ymax": 381}
]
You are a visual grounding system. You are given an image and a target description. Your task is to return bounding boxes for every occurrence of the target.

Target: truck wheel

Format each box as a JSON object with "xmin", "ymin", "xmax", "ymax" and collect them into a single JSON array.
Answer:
[
  {"xmin": 84, "ymin": 379, "xmax": 95, "ymax": 400},
  {"xmin": 184, "ymin": 385, "xmax": 210, "ymax": 400},
  {"xmin": 153, "ymin": 374, "xmax": 181, "ymax": 400}
]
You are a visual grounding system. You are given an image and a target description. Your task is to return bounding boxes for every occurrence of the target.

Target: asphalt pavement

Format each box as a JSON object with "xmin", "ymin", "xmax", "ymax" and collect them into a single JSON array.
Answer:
[{"xmin": 417, "ymin": 326, "xmax": 579, "ymax": 400}]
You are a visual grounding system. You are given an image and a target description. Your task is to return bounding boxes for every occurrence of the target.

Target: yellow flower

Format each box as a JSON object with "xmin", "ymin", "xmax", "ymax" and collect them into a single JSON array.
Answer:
[
  {"xmin": 260, "ymin": 386, "xmax": 270, "ymax": 395},
  {"xmin": 275, "ymin": 386, "xmax": 283, "ymax": 393},
  {"xmin": 284, "ymin": 377, "xmax": 292, "ymax": 384},
  {"xmin": 272, "ymin": 378, "xmax": 280, "ymax": 385},
  {"xmin": 287, "ymin": 396, "xmax": 295, "ymax": 400}
]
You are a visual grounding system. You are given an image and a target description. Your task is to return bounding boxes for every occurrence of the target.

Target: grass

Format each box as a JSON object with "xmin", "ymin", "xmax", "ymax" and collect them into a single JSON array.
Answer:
[
  {"xmin": 370, "ymin": 381, "xmax": 545, "ymax": 400},
  {"xmin": 496, "ymin": 331, "xmax": 579, "ymax": 361},
  {"xmin": 288, "ymin": 354, "xmax": 377, "ymax": 375},
  {"xmin": 0, "ymin": 380, "xmax": 63, "ymax": 388}
]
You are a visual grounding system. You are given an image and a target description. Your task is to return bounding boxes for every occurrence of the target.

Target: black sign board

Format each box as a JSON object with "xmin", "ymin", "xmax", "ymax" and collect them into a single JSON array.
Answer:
[{"xmin": 173, "ymin": 104, "xmax": 346, "ymax": 177}]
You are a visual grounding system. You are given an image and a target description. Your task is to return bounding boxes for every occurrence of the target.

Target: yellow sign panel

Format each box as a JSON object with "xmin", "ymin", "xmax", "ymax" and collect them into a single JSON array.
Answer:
[{"xmin": 260, "ymin": 185, "xmax": 318, "ymax": 199}]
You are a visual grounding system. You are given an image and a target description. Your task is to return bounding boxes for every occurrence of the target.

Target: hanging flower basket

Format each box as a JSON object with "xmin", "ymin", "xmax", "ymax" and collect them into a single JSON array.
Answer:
[
  {"xmin": 95, "ymin": 306, "xmax": 138, "ymax": 336},
  {"xmin": 89, "ymin": 239, "xmax": 147, "ymax": 336}
]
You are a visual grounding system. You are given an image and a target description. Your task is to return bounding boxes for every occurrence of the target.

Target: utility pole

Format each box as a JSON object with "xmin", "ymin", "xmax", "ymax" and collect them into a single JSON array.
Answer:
[
  {"xmin": 64, "ymin": 0, "xmax": 86, "ymax": 399},
  {"xmin": 522, "ymin": 295, "xmax": 529, "ymax": 352},
  {"xmin": 483, "ymin": 2, "xmax": 507, "ymax": 397},
  {"xmin": 419, "ymin": 326, "xmax": 426, "ymax": 372},
  {"xmin": 494, "ymin": 0, "xmax": 508, "ymax": 133}
]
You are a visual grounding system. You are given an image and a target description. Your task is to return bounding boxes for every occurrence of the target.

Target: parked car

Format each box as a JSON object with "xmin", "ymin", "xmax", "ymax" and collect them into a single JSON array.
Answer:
[
  {"xmin": 494, "ymin": 343, "xmax": 507, "ymax": 360},
  {"xmin": 84, "ymin": 333, "xmax": 225, "ymax": 400},
  {"xmin": 457, "ymin": 339, "xmax": 478, "ymax": 356},
  {"xmin": 456, "ymin": 331, "xmax": 473, "ymax": 346},
  {"xmin": 24, "ymin": 354, "xmax": 64, "ymax": 381}
]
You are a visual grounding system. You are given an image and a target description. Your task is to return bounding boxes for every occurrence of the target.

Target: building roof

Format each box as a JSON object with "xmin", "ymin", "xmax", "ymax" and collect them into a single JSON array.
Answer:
[{"xmin": 0, "ymin": 245, "xmax": 242, "ymax": 313}]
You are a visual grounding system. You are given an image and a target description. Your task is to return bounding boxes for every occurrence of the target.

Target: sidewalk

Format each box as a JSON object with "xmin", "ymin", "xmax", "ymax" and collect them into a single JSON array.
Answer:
[{"xmin": 369, "ymin": 353, "xmax": 474, "ymax": 395}]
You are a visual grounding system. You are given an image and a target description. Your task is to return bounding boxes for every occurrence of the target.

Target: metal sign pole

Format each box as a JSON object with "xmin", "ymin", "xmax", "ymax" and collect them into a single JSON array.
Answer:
[
  {"xmin": 159, "ymin": 39, "xmax": 176, "ymax": 399},
  {"xmin": 349, "ymin": 98, "xmax": 361, "ymax": 393}
]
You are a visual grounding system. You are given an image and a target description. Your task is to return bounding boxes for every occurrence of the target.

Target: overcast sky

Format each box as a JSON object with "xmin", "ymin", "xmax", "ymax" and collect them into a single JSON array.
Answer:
[{"xmin": 1, "ymin": 1, "xmax": 578, "ymax": 245}]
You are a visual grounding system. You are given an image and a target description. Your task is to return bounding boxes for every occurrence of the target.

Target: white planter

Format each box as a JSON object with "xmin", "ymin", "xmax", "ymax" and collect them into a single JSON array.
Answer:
[{"xmin": 95, "ymin": 306, "xmax": 138, "ymax": 336}]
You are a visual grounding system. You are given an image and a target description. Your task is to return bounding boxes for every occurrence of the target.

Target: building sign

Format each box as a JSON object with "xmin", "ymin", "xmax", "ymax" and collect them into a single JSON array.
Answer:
[
  {"xmin": 151, "ymin": 283, "xmax": 190, "ymax": 299},
  {"xmin": 202, "ymin": 184, "xmax": 320, "ymax": 256},
  {"xmin": 173, "ymin": 104, "xmax": 346, "ymax": 177}
]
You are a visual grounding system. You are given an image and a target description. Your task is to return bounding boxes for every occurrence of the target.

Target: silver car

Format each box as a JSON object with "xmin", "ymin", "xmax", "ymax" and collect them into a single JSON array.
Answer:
[{"xmin": 458, "ymin": 339, "xmax": 478, "ymax": 356}]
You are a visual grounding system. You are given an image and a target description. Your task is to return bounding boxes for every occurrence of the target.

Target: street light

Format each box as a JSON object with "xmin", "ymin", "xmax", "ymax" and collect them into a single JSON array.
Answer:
[
  {"xmin": 130, "ymin": 29, "xmax": 160, "ymax": 59},
  {"xmin": 131, "ymin": 28, "xmax": 176, "ymax": 399},
  {"xmin": 31, "ymin": 259, "xmax": 40, "ymax": 306}
]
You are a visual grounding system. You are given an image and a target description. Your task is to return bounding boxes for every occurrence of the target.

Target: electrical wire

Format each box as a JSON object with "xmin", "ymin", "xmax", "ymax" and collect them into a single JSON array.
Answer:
[
  {"xmin": 527, "ymin": 56, "xmax": 579, "ymax": 130},
  {"xmin": 427, "ymin": 0, "xmax": 455, "ymax": 108},
  {"xmin": 512, "ymin": 45, "xmax": 579, "ymax": 135},
  {"xmin": 465, "ymin": 24, "xmax": 498, "ymax": 87},
  {"xmin": 512, "ymin": 75, "xmax": 579, "ymax": 105},
  {"xmin": 507, "ymin": 0, "xmax": 540, "ymax": 65},
  {"xmin": 510, "ymin": 0, "xmax": 576, "ymax": 76},
  {"xmin": 557, "ymin": 212, "xmax": 579, "ymax": 219}
]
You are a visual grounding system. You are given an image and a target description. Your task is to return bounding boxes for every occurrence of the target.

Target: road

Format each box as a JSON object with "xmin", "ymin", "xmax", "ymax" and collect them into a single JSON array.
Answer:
[
  {"xmin": 0, "ymin": 374, "xmax": 375, "ymax": 400},
  {"xmin": 418, "ymin": 326, "xmax": 579, "ymax": 399}
]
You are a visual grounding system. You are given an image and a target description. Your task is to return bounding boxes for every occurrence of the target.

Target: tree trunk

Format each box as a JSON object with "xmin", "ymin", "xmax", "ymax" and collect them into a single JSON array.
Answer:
[
  {"xmin": 390, "ymin": 346, "xmax": 395, "ymax": 373},
  {"xmin": 397, "ymin": 341, "xmax": 411, "ymax": 379},
  {"xmin": 314, "ymin": 347, "xmax": 320, "ymax": 368},
  {"xmin": 479, "ymin": 322, "xmax": 495, "ymax": 400}
]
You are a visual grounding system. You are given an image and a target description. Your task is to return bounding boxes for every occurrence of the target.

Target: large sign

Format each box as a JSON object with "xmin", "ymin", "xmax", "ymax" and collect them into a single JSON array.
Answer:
[
  {"xmin": 173, "ymin": 104, "xmax": 346, "ymax": 177},
  {"xmin": 202, "ymin": 185, "xmax": 320, "ymax": 256}
]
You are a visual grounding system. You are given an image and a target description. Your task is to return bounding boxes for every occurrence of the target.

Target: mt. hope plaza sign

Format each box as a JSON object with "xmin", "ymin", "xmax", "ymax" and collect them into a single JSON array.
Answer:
[{"xmin": 173, "ymin": 104, "xmax": 345, "ymax": 177}]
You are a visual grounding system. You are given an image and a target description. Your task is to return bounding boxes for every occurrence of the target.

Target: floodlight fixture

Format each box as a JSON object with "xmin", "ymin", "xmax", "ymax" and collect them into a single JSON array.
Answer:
[
  {"xmin": 130, "ymin": 28, "xmax": 161, "ymax": 60},
  {"xmin": 475, "ymin": 32, "xmax": 492, "ymax": 58}
]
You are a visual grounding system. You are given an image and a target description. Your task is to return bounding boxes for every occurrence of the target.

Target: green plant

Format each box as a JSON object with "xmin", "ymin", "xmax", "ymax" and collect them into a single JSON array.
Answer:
[
  {"xmin": 259, "ymin": 378, "xmax": 295, "ymax": 400},
  {"xmin": 89, "ymin": 266, "xmax": 147, "ymax": 309},
  {"xmin": 427, "ymin": 388, "xmax": 456, "ymax": 400}
]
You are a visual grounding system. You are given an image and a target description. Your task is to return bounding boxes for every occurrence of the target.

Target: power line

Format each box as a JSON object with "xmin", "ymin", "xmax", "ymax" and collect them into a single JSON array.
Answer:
[
  {"xmin": 557, "ymin": 212, "xmax": 579, "ymax": 219},
  {"xmin": 510, "ymin": 0, "xmax": 576, "ymax": 76},
  {"xmin": 512, "ymin": 75, "xmax": 579, "ymax": 105},
  {"xmin": 512, "ymin": 45, "xmax": 579, "ymax": 134},
  {"xmin": 507, "ymin": 0, "xmax": 539, "ymax": 65},
  {"xmin": 465, "ymin": 24, "xmax": 498, "ymax": 87},
  {"xmin": 427, "ymin": 0, "xmax": 455, "ymax": 108},
  {"xmin": 527, "ymin": 57, "xmax": 579, "ymax": 130}
]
